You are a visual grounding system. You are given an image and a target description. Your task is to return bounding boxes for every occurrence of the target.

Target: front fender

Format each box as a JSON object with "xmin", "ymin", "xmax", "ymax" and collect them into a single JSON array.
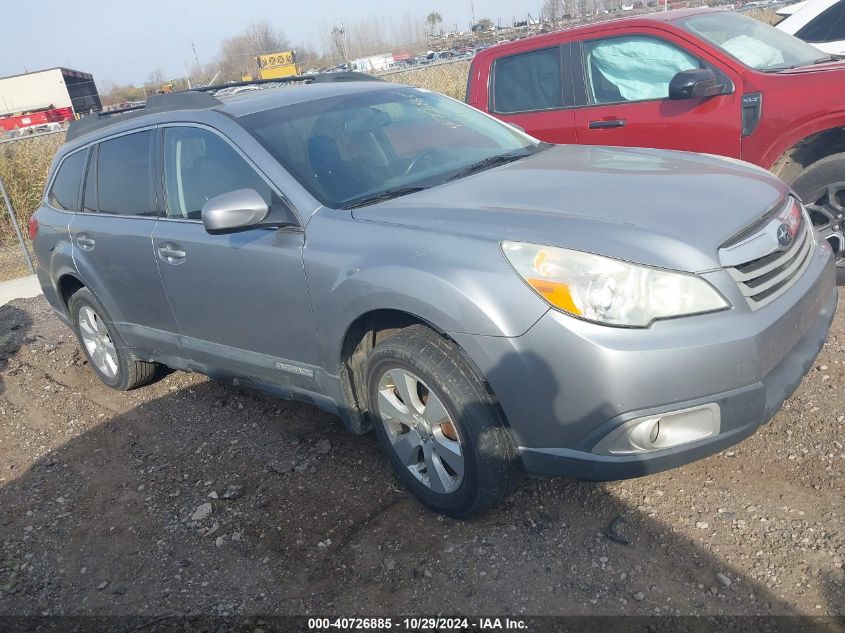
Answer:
[
  {"xmin": 303, "ymin": 212, "xmax": 549, "ymax": 374},
  {"xmin": 755, "ymin": 113, "xmax": 845, "ymax": 171}
]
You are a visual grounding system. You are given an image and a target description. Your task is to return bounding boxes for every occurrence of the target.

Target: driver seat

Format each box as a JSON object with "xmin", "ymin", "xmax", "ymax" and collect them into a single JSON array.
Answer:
[{"xmin": 308, "ymin": 135, "xmax": 372, "ymax": 203}]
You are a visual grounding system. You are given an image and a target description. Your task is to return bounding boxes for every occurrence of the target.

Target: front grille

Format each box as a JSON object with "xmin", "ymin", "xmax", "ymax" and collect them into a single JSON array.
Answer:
[{"xmin": 723, "ymin": 199, "xmax": 815, "ymax": 310}]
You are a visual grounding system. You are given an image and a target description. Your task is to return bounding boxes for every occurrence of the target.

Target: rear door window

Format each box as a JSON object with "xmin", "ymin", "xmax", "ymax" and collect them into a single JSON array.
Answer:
[
  {"xmin": 492, "ymin": 47, "xmax": 564, "ymax": 113},
  {"xmin": 96, "ymin": 131, "xmax": 156, "ymax": 216},
  {"xmin": 47, "ymin": 150, "xmax": 87, "ymax": 211}
]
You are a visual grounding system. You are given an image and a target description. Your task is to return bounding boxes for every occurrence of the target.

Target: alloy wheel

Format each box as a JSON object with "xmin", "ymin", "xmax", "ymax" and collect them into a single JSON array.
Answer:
[
  {"xmin": 78, "ymin": 305, "xmax": 118, "ymax": 379},
  {"xmin": 806, "ymin": 182, "xmax": 845, "ymax": 267},
  {"xmin": 376, "ymin": 368, "xmax": 464, "ymax": 494}
]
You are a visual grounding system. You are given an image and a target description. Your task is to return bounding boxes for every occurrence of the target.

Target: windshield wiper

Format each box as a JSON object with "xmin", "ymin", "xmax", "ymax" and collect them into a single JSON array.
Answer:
[
  {"xmin": 760, "ymin": 63, "xmax": 801, "ymax": 72},
  {"xmin": 341, "ymin": 186, "xmax": 428, "ymax": 209},
  {"xmin": 762, "ymin": 54, "xmax": 845, "ymax": 72},
  {"xmin": 815, "ymin": 54, "xmax": 845, "ymax": 64},
  {"xmin": 446, "ymin": 149, "xmax": 536, "ymax": 182}
]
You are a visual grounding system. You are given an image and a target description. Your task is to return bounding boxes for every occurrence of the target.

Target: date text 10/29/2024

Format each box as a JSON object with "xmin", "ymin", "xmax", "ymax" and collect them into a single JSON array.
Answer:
[{"xmin": 308, "ymin": 617, "xmax": 528, "ymax": 630}]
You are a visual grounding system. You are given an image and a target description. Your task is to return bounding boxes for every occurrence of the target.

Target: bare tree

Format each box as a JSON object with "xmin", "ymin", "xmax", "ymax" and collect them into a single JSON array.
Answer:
[
  {"xmin": 244, "ymin": 21, "xmax": 289, "ymax": 54},
  {"xmin": 541, "ymin": 0, "xmax": 567, "ymax": 21},
  {"xmin": 216, "ymin": 20, "xmax": 290, "ymax": 81},
  {"xmin": 394, "ymin": 12, "xmax": 427, "ymax": 50},
  {"xmin": 295, "ymin": 42, "xmax": 324, "ymax": 69},
  {"xmin": 316, "ymin": 13, "xmax": 427, "ymax": 67},
  {"xmin": 147, "ymin": 68, "xmax": 165, "ymax": 88},
  {"xmin": 101, "ymin": 81, "xmax": 146, "ymax": 107}
]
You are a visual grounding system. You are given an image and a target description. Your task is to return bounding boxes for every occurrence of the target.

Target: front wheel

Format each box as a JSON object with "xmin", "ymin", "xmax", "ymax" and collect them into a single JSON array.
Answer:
[
  {"xmin": 789, "ymin": 152, "xmax": 845, "ymax": 284},
  {"xmin": 366, "ymin": 325, "xmax": 522, "ymax": 518}
]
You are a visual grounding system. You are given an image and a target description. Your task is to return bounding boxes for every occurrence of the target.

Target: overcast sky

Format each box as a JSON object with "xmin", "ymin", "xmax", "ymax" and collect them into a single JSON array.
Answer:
[{"xmin": 1, "ymin": 0, "xmax": 542, "ymax": 87}]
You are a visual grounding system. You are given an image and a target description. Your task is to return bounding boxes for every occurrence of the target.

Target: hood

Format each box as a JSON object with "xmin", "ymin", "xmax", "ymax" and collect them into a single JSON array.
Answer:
[{"xmin": 352, "ymin": 145, "xmax": 788, "ymax": 273}]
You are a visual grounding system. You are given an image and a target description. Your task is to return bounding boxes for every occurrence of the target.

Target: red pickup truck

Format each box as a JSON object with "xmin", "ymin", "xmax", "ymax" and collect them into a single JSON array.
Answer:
[{"xmin": 467, "ymin": 8, "xmax": 845, "ymax": 277}]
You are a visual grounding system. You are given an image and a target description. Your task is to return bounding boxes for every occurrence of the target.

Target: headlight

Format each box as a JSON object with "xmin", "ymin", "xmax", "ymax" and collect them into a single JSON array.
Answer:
[{"xmin": 502, "ymin": 241, "xmax": 729, "ymax": 327}]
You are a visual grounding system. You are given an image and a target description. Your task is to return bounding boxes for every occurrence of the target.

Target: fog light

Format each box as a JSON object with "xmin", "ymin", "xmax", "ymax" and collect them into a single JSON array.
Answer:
[
  {"xmin": 593, "ymin": 403, "xmax": 721, "ymax": 456},
  {"xmin": 649, "ymin": 420, "xmax": 660, "ymax": 444}
]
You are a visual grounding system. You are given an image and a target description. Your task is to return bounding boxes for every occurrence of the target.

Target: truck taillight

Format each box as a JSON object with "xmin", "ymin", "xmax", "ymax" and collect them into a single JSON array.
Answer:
[{"xmin": 28, "ymin": 216, "xmax": 38, "ymax": 240}]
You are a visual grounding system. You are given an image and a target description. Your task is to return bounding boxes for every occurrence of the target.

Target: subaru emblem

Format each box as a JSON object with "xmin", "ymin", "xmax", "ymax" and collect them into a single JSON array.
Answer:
[{"xmin": 776, "ymin": 222, "xmax": 792, "ymax": 248}]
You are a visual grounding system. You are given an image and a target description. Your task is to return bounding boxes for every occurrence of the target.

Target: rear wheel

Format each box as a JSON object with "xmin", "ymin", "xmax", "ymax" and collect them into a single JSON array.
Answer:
[
  {"xmin": 789, "ymin": 153, "xmax": 845, "ymax": 284},
  {"xmin": 366, "ymin": 325, "xmax": 522, "ymax": 518},
  {"xmin": 68, "ymin": 287, "xmax": 158, "ymax": 390}
]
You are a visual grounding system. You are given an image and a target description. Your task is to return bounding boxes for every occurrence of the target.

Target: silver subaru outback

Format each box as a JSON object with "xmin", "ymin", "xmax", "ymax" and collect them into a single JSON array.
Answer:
[{"xmin": 31, "ymin": 76, "xmax": 836, "ymax": 517}]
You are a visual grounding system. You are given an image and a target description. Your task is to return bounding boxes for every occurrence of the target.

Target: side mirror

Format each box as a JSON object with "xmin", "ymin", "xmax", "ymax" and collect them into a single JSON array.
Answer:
[
  {"xmin": 201, "ymin": 188, "xmax": 270, "ymax": 234},
  {"xmin": 668, "ymin": 68, "xmax": 728, "ymax": 100}
]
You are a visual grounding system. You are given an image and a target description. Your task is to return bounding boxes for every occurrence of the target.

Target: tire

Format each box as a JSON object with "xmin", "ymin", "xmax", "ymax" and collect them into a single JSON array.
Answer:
[
  {"xmin": 789, "ymin": 152, "xmax": 845, "ymax": 284},
  {"xmin": 68, "ymin": 287, "xmax": 157, "ymax": 390},
  {"xmin": 366, "ymin": 325, "xmax": 522, "ymax": 518}
]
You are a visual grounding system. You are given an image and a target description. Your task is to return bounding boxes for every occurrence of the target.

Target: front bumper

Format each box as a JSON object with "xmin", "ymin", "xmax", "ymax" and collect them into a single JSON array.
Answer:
[{"xmin": 452, "ymin": 242, "xmax": 836, "ymax": 480}]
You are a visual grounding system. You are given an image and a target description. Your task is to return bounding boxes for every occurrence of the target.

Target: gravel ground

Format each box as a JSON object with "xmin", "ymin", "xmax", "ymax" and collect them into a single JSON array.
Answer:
[
  {"xmin": 0, "ymin": 244, "xmax": 31, "ymax": 283},
  {"xmin": 0, "ymin": 294, "xmax": 843, "ymax": 617}
]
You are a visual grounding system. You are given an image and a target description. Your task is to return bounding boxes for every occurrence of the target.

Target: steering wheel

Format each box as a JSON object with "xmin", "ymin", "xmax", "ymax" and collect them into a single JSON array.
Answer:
[{"xmin": 404, "ymin": 148, "xmax": 447, "ymax": 176}]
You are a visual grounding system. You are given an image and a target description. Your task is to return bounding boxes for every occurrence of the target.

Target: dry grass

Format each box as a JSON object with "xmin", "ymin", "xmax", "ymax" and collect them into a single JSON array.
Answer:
[
  {"xmin": 0, "ymin": 243, "xmax": 30, "ymax": 282},
  {"xmin": 382, "ymin": 61, "xmax": 472, "ymax": 100},
  {"xmin": 0, "ymin": 133, "xmax": 62, "ymax": 280},
  {"xmin": 0, "ymin": 133, "xmax": 64, "ymax": 244},
  {"xmin": 744, "ymin": 8, "xmax": 782, "ymax": 25}
]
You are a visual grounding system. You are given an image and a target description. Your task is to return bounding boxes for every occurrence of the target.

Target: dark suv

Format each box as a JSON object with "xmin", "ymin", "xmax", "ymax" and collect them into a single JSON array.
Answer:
[{"xmin": 30, "ymin": 77, "xmax": 836, "ymax": 516}]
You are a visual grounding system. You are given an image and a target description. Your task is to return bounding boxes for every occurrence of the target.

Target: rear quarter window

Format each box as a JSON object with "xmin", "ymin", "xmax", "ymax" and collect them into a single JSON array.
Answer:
[{"xmin": 47, "ymin": 150, "xmax": 87, "ymax": 211}]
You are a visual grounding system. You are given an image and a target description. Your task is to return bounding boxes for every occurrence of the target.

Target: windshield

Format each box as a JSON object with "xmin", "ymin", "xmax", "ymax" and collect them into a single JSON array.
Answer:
[
  {"xmin": 678, "ymin": 11, "xmax": 828, "ymax": 70},
  {"xmin": 239, "ymin": 86, "xmax": 542, "ymax": 209}
]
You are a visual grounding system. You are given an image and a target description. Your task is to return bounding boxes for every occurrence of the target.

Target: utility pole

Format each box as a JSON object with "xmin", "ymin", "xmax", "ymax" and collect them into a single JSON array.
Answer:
[
  {"xmin": 470, "ymin": 0, "xmax": 476, "ymax": 26},
  {"xmin": 191, "ymin": 40, "xmax": 202, "ymax": 76}
]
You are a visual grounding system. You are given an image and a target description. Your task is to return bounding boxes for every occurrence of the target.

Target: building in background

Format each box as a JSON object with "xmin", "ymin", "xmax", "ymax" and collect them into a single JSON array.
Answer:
[{"xmin": 0, "ymin": 67, "xmax": 102, "ymax": 121}]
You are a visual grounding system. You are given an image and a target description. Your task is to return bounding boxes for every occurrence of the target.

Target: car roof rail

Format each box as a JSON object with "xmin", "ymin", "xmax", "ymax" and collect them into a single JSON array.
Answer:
[
  {"xmin": 312, "ymin": 71, "xmax": 385, "ymax": 83},
  {"xmin": 66, "ymin": 72, "xmax": 383, "ymax": 142},
  {"xmin": 193, "ymin": 71, "xmax": 384, "ymax": 94},
  {"xmin": 66, "ymin": 91, "xmax": 222, "ymax": 142}
]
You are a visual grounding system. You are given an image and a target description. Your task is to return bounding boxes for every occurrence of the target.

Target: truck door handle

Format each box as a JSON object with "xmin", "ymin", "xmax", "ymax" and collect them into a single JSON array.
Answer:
[
  {"xmin": 158, "ymin": 243, "xmax": 186, "ymax": 265},
  {"xmin": 76, "ymin": 234, "xmax": 95, "ymax": 251},
  {"xmin": 588, "ymin": 119, "xmax": 626, "ymax": 129}
]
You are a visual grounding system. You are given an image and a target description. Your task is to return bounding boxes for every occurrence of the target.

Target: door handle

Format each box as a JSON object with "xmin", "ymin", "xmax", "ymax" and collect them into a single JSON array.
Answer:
[
  {"xmin": 76, "ymin": 234, "xmax": 95, "ymax": 251},
  {"xmin": 588, "ymin": 119, "xmax": 626, "ymax": 129},
  {"xmin": 158, "ymin": 243, "xmax": 186, "ymax": 265}
]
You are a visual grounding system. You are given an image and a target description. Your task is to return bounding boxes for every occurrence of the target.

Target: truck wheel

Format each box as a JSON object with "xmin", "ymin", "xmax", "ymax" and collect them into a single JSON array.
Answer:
[
  {"xmin": 366, "ymin": 325, "xmax": 522, "ymax": 518},
  {"xmin": 68, "ymin": 287, "xmax": 158, "ymax": 390},
  {"xmin": 790, "ymin": 152, "xmax": 845, "ymax": 284}
]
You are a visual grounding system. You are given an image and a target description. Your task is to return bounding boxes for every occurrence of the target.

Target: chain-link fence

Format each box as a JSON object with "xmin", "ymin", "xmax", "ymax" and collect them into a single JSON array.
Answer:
[
  {"xmin": 0, "ymin": 130, "xmax": 64, "ymax": 282},
  {"xmin": 380, "ymin": 60, "xmax": 471, "ymax": 100}
]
